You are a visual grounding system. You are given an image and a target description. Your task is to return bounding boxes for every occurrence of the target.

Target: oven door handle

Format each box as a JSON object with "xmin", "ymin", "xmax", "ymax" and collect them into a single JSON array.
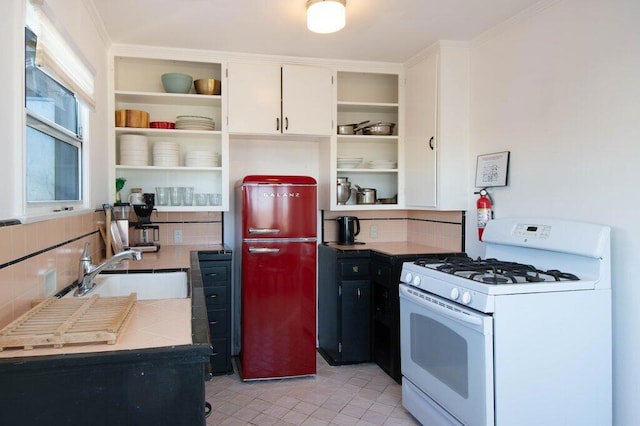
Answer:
[{"xmin": 401, "ymin": 286, "xmax": 483, "ymax": 326}]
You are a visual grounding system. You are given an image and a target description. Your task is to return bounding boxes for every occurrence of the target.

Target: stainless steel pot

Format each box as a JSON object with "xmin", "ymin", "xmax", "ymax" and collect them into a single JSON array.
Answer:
[
  {"xmin": 361, "ymin": 122, "xmax": 396, "ymax": 136},
  {"xmin": 337, "ymin": 120, "xmax": 369, "ymax": 135},
  {"xmin": 356, "ymin": 187, "xmax": 377, "ymax": 204}
]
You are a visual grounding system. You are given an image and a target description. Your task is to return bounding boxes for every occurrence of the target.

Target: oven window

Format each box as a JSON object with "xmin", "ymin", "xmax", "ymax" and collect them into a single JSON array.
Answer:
[{"xmin": 410, "ymin": 313, "xmax": 468, "ymax": 398}]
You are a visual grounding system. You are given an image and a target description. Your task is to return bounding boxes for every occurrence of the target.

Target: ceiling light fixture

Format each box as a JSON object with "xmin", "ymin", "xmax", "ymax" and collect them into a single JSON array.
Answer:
[{"xmin": 306, "ymin": 0, "xmax": 346, "ymax": 34}]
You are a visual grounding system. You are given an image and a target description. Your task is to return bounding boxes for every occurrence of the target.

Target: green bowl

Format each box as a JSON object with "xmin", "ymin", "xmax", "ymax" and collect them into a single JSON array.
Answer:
[{"xmin": 161, "ymin": 73, "xmax": 193, "ymax": 94}]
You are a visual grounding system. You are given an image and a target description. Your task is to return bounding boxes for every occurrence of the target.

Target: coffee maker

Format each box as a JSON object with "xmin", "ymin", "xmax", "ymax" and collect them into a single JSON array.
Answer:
[{"xmin": 132, "ymin": 193, "xmax": 161, "ymax": 252}]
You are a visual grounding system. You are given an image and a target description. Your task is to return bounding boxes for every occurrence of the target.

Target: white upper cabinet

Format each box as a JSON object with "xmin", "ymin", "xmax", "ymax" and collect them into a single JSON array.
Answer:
[
  {"xmin": 404, "ymin": 43, "xmax": 469, "ymax": 210},
  {"xmin": 405, "ymin": 53, "xmax": 438, "ymax": 207},
  {"xmin": 227, "ymin": 62, "xmax": 333, "ymax": 136}
]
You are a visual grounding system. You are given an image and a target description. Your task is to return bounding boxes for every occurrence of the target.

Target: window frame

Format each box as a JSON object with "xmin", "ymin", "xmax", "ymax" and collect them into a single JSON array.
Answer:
[{"xmin": 22, "ymin": 24, "xmax": 90, "ymax": 217}]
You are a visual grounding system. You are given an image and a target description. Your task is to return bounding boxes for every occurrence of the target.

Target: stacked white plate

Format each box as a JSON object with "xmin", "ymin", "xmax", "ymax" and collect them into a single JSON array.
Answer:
[
  {"xmin": 175, "ymin": 115, "xmax": 215, "ymax": 131},
  {"xmin": 185, "ymin": 151, "xmax": 220, "ymax": 167},
  {"xmin": 119, "ymin": 134, "xmax": 149, "ymax": 166},
  {"xmin": 153, "ymin": 141, "xmax": 180, "ymax": 167},
  {"xmin": 367, "ymin": 160, "xmax": 397, "ymax": 169},
  {"xmin": 337, "ymin": 157, "xmax": 363, "ymax": 169}
]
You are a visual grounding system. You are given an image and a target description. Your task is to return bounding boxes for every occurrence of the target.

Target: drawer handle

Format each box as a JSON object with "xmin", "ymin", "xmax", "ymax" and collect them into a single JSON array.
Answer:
[
  {"xmin": 248, "ymin": 247, "xmax": 280, "ymax": 254},
  {"xmin": 209, "ymin": 321, "xmax": 219, "ymax": 325},
  {"xmin": 208, "ymin": 294, "xmax": 218, "ymax": 298},
  {"xmin": 205, "ymin": 273, "xmax": 218, "ymax": 277},
  {"xmin": 248, "ymin": 227, "xmax": 281, "ymax": 235}
]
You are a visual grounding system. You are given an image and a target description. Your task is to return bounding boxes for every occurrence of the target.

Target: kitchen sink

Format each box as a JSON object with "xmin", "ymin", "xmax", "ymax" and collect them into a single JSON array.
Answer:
[{"xmin": 63, "ymin": 271, "xmax": 188, "ymax": 300}]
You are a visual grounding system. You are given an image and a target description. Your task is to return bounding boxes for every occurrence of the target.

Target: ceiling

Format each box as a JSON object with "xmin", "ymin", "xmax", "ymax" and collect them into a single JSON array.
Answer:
[{"xmin": 89, "ymin": 0, "xmax": 541, "ymax": 63}]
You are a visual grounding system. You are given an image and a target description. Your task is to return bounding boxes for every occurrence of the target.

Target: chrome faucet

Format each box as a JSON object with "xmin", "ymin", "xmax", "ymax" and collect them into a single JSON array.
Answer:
[{"xmin": 75, "ymin": 243, "xmax": 142, "ymax": 296}]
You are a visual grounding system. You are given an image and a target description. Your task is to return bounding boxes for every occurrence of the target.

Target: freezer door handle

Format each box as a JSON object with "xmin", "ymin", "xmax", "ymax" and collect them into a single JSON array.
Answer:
[
  {"xmin": 248, "ymin": 247, "xmax": 281, "ymax": 254},
  {"xmin": 248, "ymin": 227, "xmax": 281, "ymax": 235}
]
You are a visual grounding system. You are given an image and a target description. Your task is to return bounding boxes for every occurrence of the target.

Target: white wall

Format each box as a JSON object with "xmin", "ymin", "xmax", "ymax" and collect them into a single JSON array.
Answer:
[
  {"xmin": 45, "ymin": 0, "xmax": 111, "ymax": 210},
  {"xmin": 466, "ymin": 0, "xmax": 640, "ymax": 423}
]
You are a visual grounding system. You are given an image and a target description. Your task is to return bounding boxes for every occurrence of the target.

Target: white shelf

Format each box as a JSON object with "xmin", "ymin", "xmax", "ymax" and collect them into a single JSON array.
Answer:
[
  {"xmin": 155, "ymin": 206, "xmax": 223, "ymax": 212},
  {"xmin": 331, "ymin": 204, "xmax": 400, "ymax": 211},
  {"xmin": 115, "ymin": 127, "xmax": 222, "ymax": 137},
  {"xmin": 115, "ymin": 90, "xmax": 221, "ymax": 106},
  {"xmin": 116, "ymin": 165, "xmax": 222, "ymax": 172},
  {"xmin": 337, "ymin": 102, "xmax": 398, "ymax": 114},
  {"xmin": 337, "ymin": 168, "xmax": 398, "ymax": 173},
  {"xmin": 337, "ymin": 135, "xmax": 399, "ymax": 141}
]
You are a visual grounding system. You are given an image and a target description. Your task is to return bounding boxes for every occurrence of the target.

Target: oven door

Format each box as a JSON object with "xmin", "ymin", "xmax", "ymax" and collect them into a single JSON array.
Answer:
[{"xmin": 399, "ymin": 284, "xmax": 494, "ymax": 426}]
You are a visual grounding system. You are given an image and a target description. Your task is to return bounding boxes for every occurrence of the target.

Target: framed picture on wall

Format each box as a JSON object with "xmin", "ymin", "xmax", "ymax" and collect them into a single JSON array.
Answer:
[{"xmin": 475, "ymin": 151, "xmax": 510, "ymax": 187}]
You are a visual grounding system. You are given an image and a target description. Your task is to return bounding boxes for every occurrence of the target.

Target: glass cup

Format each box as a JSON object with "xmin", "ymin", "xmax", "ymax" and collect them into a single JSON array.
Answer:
[
  {"xmin": 210, "ymin": 193, "xmax": 222, "ymax": 206},
  {"xmin": 183, "ymin": 187, "xmax": 194, "ymax": 206},
  {"xmin": 170, "ymin": 187, "xmax": 184, "ymax": 206},
  {"xmin": 155, "ymin": 187, "xmax": 169, "ymax": 206},
  {"xmin": 195, "ymin": 193, "xmax": 208, "ymax": 206}
]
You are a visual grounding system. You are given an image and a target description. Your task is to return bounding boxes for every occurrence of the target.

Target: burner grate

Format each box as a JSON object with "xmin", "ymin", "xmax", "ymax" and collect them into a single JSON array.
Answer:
[{"xmin": 434, "ymin": 257, "xmax": 580, "ymax": 284}]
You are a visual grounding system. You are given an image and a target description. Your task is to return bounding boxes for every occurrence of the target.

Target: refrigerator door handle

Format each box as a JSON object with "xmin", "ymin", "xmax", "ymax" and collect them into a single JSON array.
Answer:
[
  {"xmin": 248, "ymin": 247, "xmax": 281, "ymax": 254},
  {"xmin": 248, "ymin": 227, "xmax": 281, "ymax": 235}
]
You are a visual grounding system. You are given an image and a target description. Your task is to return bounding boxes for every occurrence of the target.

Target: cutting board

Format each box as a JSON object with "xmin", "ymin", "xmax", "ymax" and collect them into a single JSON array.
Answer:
[{"xmin": 0, "ymin": 293, "xmax": 137, "ymax": 351}]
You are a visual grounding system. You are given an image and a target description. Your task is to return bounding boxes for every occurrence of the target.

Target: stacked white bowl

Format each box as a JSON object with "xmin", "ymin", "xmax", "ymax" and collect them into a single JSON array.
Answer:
[
  {"xmin": 185, "ymin": 151, "xmax": 220, "ymax": 167},
  {"xmin": 119, "ymin": 134, "xmax": 149, "ymax": 166},
  {"xmin": 337, "ymin": 157, "xmax": 363, "ymax": 169},
  {"xmin": 367, "ymin": 160, "xmax": 397, "ymax": 169},
  {"xmin": 153, "ymin": 141, "xmax": 180, "ymax": 167}
]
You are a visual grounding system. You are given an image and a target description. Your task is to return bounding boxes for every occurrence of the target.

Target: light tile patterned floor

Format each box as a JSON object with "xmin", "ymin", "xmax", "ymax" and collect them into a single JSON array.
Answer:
[{"xmin": 205, "ymin": 353, "xmax": 420, "ymax": 425}]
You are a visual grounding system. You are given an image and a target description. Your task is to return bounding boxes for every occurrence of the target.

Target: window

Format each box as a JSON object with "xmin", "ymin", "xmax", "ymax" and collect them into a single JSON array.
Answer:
[
  {"xmin": 24, "ymin": 0, "xmax": 95, "ymax": 212},
  {"xmin": 25, "ymin": 26, "xmax": 82, "ymax": 203}
]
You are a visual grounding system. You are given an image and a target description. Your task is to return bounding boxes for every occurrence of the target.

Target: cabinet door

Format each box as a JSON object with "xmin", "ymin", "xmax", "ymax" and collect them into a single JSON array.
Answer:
[
  {"xmin": 405, "ymin": 53, "xmax": 438, "ymax": 207},
  {"xmin": 227, "ymin": 62, "xmax": 281, "ymax": 134},
  {"xmin": 340, "ymin": 280, "xmax": 371, "ymax": 363},
  {"xmin": 282, "ymin": 65, "xmax": 333, "ymax": 136}
]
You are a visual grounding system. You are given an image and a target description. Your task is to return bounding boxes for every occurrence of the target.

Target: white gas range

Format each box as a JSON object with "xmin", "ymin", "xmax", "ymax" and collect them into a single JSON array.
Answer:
[{"xmin": 399, "ymin": 218, "xmax": 612, "ymax": 426}]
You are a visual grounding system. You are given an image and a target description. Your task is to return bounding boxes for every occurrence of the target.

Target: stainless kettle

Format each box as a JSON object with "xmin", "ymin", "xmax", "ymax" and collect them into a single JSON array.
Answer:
[{"xmin": 336, "ymin": 216, "xmax": 360, "ymax": 245}]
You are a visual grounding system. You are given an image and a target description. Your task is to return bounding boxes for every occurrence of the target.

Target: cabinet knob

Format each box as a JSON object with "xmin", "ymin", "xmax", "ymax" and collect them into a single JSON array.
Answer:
[{"xmin": 428, "ymin": 136, "xmax": 434, "ymax": 150}]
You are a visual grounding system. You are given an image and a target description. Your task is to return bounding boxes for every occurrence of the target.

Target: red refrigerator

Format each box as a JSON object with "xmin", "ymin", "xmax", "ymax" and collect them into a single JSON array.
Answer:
[{"xmin": 238, "ymin": 175, "xmax": 317, "ymax": 380}]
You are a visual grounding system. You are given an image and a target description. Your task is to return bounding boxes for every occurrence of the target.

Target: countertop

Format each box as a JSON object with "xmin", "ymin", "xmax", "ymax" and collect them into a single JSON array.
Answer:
[
  {"xmin": 323, "ymin": 241, "xmax": 460, "ymax": 256},
  {"xmin": 0, "ymin": 244, "xmax": 228, "ymax": 359}
]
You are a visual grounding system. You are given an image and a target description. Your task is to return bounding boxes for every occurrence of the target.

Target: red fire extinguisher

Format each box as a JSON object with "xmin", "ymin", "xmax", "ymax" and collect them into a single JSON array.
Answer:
[{"xmin": 476, "ymin": 189, "xmax": 492, "ymax": 241}]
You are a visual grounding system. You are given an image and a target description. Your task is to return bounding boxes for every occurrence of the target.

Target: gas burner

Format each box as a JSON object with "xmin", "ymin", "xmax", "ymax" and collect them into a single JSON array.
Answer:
[
  {"xmin": 433, "ymin": 257, "xmax": 580, "ymax": 284},
  {"xmin": 414, "ymin": 254, "xmax": 471, "ymax": 267}
]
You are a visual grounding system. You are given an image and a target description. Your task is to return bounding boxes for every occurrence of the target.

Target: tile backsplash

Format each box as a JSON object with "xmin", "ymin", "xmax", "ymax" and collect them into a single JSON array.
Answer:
[
  {"xmin": 322, "ymin": 209, "xmax": 465, "ymax": 251},
  {"xmin": 0, "ymin": 211, "xmax": 223, "ymax": 328}
]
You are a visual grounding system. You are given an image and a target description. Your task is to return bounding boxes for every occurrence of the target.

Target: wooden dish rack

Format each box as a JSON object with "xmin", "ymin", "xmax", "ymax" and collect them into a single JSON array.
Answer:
[{"xmin": 0, "ymin": 293, "xmax": 137, "ymax": 351}]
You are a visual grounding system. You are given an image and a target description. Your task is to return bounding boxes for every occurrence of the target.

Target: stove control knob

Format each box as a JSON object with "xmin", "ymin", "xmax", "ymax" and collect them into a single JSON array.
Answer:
[
  {"xmin": 450, "ymin": 288, "xmax": 460, "ymax": 300},
  {"xmin": 413, "ymin": 276, "xmax": 421, "ymax": 287},
  {"xmin": 462, "ymin": 292, "xmax": 472, "ymax": 305},
  {"xmin": 404, "ymin": 272, "xmax": 413, "ymax": 283}
]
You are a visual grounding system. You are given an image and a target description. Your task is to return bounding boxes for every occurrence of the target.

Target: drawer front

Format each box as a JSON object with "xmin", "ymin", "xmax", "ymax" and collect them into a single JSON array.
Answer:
[
  {"xmin": 207, "ymin": 308, "xmax": 229, "ymax": 338},
  {"xmin": 200, "ymin": 265, "xmax": 229, "ymax": 285},
  {"xmin": 371, "ymin": 262, "xmax": 392, "ymax": 284},
  {"xmin": 340, "ymin": 260, "xmax": 370, "ymax": 278},
  {"xmin": 204, "ymin": 286, "xmax": 228, "ymax": 308},
  {"xmin": 210, "ymin": 337, "xmax": 231, "ymax": 373},
  {"xmin": 198, "ymin": 252, "xmax": 231, "ymax": 262}
]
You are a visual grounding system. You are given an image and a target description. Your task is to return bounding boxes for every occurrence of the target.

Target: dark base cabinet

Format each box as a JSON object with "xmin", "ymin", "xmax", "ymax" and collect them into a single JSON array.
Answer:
[
  {"xmin": 371, "ymin": 251, "xmax": 466, "ymax": 383},
  {"xmin": 318, "ymin": 244, "xmax": 371, "ymax": 365},
  {"xmin": 0, "ymin": 254, "xmax": 215, "ymax": 426},
  {"xmin": 198, "ymin": 251, "xmax": 234, "ymax": 375}
]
